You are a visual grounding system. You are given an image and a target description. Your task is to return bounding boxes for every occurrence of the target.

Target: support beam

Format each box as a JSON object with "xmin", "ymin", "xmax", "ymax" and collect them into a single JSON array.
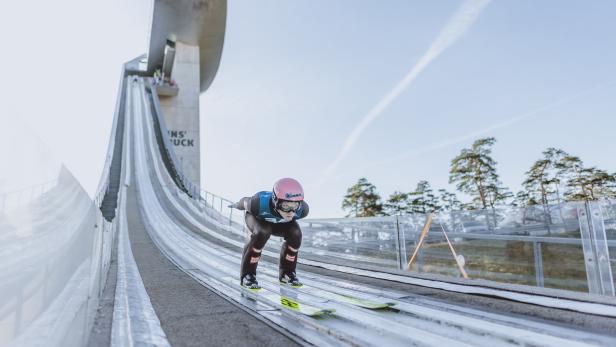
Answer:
[{"xmin": 578, "ymin": 202, "xmax": 615, "ymax": 296}]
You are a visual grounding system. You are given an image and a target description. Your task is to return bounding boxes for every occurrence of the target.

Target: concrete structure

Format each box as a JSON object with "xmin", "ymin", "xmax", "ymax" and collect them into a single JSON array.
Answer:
[
  {"xmin": 146, "ymin": 0, "xmax": 227, "ymax": 189},
  {"xmin": 147, "ymin": 0, "xmax": 226, "ymax": 92},
  {"xmin": 158, "ymin": 43, "xmax": 202, "ymax": 188}
]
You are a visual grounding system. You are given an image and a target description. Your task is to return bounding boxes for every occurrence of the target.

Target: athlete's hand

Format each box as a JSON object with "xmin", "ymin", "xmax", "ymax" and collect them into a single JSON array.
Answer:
[{"xmin": 229, "ymin": 197, "xmax": 248, "ymax": 210}]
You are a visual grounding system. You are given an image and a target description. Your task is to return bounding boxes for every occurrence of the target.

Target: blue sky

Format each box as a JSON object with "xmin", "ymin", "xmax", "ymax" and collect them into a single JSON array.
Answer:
[
  {"xmin": 1, "ymin": 1, "xmax": 615, "ymax": 218},
  {"xmin": 203, "ymin": 0, "xmax": 616, "ymax": 217}
]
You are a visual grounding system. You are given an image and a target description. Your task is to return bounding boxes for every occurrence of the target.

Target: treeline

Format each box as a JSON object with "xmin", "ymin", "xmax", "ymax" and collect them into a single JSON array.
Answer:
[{"xmin": 342, "ymin": 137, "xmax": 616, "ymax": 217}]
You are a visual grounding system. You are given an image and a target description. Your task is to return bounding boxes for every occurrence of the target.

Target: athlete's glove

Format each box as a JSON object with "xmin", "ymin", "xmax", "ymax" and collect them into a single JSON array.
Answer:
[
  {"xmin": 228, "ymin": 202, "xmax": 243, "ymax": 210},
  {"xmin": 229, "ymin": 197, "xmax": 248, "ymax": 210}
]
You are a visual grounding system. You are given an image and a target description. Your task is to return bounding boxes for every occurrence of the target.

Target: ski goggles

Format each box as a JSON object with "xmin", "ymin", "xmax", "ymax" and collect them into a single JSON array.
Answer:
[{"xmin": 276, "ymin": 200, "xmax": 300, "ymax": 213}]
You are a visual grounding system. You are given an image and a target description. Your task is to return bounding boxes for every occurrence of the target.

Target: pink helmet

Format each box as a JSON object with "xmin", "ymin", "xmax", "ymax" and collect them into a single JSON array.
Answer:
[{"xmin": 273, "ymin": 178, "xmax": 304, "ymax": 201}]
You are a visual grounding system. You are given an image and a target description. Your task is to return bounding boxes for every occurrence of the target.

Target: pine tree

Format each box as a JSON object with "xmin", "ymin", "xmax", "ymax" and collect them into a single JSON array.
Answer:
[
  {"xmin": 484, "ymin": 175, "xmax": 513, "ymax": 208},
  {"xmin": 512, "ymin": 190, "xmax": 538, "ymax": 207},
  {"xmin": 383, "ymin": 191, "xmax": 410, "ymax": 216},
  {"xmin": 590, "ymin": 170, "xmax": 616, "ymax": 199},
  {"xmin": 523, "ymin": 148, "xmax": 567, "ymax": 206},
  {"xmin": 408, "ymin": 180, "xmax": 438, "ymax": 214},
  {"xmin": 449, "ymin": 137, "xmax": 508, "ymax": 209},
  {"xmin": 522, "ymin": 149, "xmax": 570, "ymax": 232},
  {"xmin": 524, "ymin": 159, "xmax": 554, "ymax": 205},
  {"xmin": 437, "ymin": 189, "xmax": 462, "ymax": 211},
  {"xmin": 513, "ymin": 190, "xmax": 544, "ymax": 227},
  {"xmin": 567, "ymin": 167, "xmax": 616, "ymax": 201},
  {"xmin": 557, "ymin": 155, "xmax": 616, "ymax": 201},
  {"xmin": 341, "ymin": 178, "xmax": 383, "ymax": 217},
  {"xmin": 558, "ymin": 156, "xmax": 590, "ymax": 201},
  {"xmin": 437, "ymin": 189, "xmax": 463, "ymax": 232}
]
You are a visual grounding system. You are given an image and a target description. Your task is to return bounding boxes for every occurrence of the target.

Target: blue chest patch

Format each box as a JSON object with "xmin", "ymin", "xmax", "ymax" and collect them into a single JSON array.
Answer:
[{"xmin": 256, "ymin": 191, "xmax": 302, "ymax": 223}]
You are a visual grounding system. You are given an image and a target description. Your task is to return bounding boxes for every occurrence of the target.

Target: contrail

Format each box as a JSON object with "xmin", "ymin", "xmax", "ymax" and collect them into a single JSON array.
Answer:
[
  {"xmin": 323, "ymin": 79, "xmax": 616, "ymax": 183},
  {"xmin": 378, "ymin": 79, "xmax": 616, "ymax": 164},
  {"xmin": 320, "ymin": 0, "xmax": 491, "ymax": 182}
]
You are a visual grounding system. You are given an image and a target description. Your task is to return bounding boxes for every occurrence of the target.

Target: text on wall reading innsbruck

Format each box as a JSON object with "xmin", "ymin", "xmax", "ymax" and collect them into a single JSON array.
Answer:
[{"xmin": 168, "ymin": 130, "xmax": 195, "ymax": 147}]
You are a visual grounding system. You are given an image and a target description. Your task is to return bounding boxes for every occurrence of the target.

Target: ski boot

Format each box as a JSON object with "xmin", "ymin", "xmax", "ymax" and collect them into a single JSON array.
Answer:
[
  {"xmin": 241, "ymin": 273, "xmax": 261, "ymax": 290},
  {"xmin": 280, "ymin": 272, "xmax": 302, "ymax": 287}
]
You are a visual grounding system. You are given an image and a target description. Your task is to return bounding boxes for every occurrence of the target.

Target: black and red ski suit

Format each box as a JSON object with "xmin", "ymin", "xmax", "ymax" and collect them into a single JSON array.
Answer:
[{"xmin": 232, "ymin": 191, "xmax": 309, "ymax": 280}]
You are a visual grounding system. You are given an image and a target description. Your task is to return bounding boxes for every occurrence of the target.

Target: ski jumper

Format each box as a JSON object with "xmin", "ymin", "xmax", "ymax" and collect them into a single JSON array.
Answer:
[{"xmin": 235, "ymin": 191, "xmax": 309, "ymax": 280}]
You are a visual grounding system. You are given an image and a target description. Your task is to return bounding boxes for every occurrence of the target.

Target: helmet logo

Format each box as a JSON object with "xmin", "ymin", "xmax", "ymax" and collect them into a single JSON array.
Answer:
[{"xmin": 285, "ymin": 192, "xmax": 302, "ymax": 199}]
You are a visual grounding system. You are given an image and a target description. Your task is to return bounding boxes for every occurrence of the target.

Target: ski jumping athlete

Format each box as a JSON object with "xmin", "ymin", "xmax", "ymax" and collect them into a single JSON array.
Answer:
[{"xmin": 229, "ymin": 178, "xmax": 309, "ymax": 289}]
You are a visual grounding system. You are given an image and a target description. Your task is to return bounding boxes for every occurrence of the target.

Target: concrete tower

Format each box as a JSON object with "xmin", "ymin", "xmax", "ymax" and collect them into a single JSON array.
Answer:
[{"xmin": 146, "ymin": 0, "xmax": 226, "ymax": 189}]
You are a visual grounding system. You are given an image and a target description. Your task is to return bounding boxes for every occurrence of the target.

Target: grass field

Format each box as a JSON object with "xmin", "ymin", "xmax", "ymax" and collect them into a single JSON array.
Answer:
[
  {"xmin": 307, "ymin": 225, "xmax": 616, "ymax": 294},
  {"xmin": 409, "ymin": 240, "xmax": 590, "ymax": 292}
]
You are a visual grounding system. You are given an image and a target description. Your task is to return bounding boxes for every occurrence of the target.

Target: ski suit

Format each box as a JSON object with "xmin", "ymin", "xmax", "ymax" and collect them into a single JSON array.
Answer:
[{"xmin": 234, "ymin": 191, "xmax": 309, "ymax": 280}]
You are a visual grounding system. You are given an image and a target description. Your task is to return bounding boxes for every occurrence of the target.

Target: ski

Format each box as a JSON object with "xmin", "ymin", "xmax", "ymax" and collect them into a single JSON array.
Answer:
[
  {"xmin": 260, "ymin": 290, "xmax": 334, "ymax": 317},
  {"xmin": 279, "ymin": 281, "xmax": 395, "ymax": 310},
  {"xmin": 326, "ymin": 293, "xmax": 394, "ymax": 310},
  {"xmin": 241, "ymin": 284, "xmax": 262, "ymax": 292},
  {"xmin": 279, "ymin": 280, "xmax": 303, "ymax": 288},
  {"xmin": 230, "ymin": 277, "xmax": 334, "ymax": 317}
]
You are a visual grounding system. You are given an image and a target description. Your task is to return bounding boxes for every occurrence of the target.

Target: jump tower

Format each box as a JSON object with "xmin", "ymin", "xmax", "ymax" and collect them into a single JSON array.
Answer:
[{"xmin": 141, "ymin": 0, "xmax": 226, "ymax": 190}]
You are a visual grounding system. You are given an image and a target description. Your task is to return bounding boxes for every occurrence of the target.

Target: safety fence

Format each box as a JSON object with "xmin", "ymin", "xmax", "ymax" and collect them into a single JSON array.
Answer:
[
  {"xmin": 0, "ymin": 165, "xmax": 118, "ymax": 347},
  {"xmin": 199, "ymin": 191, "xmax": 616, "ymax": 296}
]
